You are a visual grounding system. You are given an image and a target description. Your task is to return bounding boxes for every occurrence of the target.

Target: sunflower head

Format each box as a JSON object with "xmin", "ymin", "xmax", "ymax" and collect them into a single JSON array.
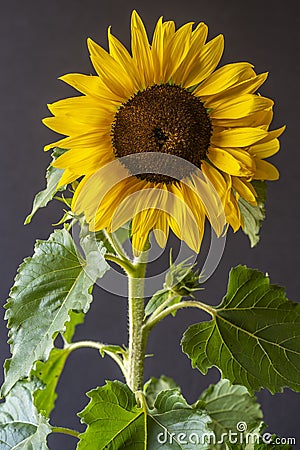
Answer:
[{"xmin": 43, "ymin": 10, "xmax": 284, "ymax": 254}]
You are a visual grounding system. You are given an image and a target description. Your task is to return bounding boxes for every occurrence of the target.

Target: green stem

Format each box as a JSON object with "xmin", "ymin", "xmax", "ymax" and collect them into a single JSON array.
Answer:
[
  {"xmin": 66, "ymin": 340, "xmax": 127, "ymax": 380},
  {"xmin": 105, "ymin": 253, "xmax": 136, "ymax": 275},
  {"xmin": 51, "ymin": 426, "xmax": 80, "ymax": 439},
  {"xmin": 103, "ymin": 229, "xmax": 129, "ymax": 261},
  {"xmin": 126, "ymin": 252, "xmax": 148, "ymax": 392},
  {"xmin": 144, "ymin": 300, "xmax": 216, "ymax": 332}
]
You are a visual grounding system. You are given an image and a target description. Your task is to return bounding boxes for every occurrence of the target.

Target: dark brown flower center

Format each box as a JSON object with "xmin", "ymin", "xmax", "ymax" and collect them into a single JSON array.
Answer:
[{"xmin": 112, "ymin": 84, "xmax": 212, "ymax": 183}]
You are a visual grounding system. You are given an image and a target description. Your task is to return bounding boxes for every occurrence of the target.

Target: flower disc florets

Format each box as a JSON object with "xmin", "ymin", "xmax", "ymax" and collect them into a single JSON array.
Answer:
[{"xmin": 112, "ymin": 84, "xmax": 212, "ymax": 183}]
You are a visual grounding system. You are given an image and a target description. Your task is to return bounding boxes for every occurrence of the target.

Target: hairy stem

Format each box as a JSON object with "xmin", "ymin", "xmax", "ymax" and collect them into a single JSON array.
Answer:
[
  {"xmin": 51, "ymin": 426, "xmax": 80, "ymax": 439},
  {"xmin": 126, "ymin": 252, "xmax": 148, "ymax": 392},
  {"xmin": 144, "ymin": 300, "xmax": 216, "ymax": 332},
  {"xmin": 103, "ymin": 229, "xmax": 129, "ymax": 261},
  {"xmin": 105, "ymin": 253, "xmax": 136, "ymax": 275},
  {"xmin": 66, "ymin": 340, "xmax": 127, "ymax": 380}
]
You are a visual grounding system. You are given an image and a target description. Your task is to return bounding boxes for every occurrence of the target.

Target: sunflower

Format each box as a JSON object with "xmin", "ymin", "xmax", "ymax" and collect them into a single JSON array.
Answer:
[{"xmin": 43, "ymin": 11, "xmax": 284, "ymax": 253}]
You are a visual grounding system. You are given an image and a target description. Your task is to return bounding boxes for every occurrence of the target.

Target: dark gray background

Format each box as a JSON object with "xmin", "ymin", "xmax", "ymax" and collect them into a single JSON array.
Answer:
[{"xmin": 1, "ymin": 1, "xmax": 299, "ymax": 449}]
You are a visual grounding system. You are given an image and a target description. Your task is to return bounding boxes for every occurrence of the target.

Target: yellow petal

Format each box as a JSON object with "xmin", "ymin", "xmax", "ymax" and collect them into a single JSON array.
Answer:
[
  {"xmin": 108, "ymin": 27, "xmax": 140, "ymax": 90},
  {"xmin": 52, "ymin": 138, "xmax": 114, "ymax": 175},
  {"xmin": 211, "ymin": 107, "xmax": 273, "ymax": 128},
  {"xmin": 153, "ymin": 212, "xmax": 170, "ymax": 248},
  {"xmin": 168, "ymin": 183, "xmax": 202, "ymax": 253},
  {"xmin": 256, "ymin": 125, "xmax": 286, "ymax": 143},
  {"xmin": 57, "ymin": 169, "xmax": 79, "ymax": 189},
  {"xmin": 172, "ymin": 22, "xmax": 208, "ymax": 83},
  {"xmin": 208, "ymin": 147, "xmax": 255, "ymax": 177},
  {"xmin": 87, "ymin": 38, "xmax": 135, "ymax": 99},
  {"xmin": 211, "ymin": 127, "xmax": 268, "ymax": 147},
  {"xmin": 201, "ymin": 72, "xmax": 268, "ymax": 100},
  {"xmin": 151, "ymin": 16, "xmax": 165, "ymax": 83},
  {"xmin": 45, "ymin": 97, "xmax": 115, "ymax": 131},
  {"xmin": 208, "ymin": 94, "xmax": 273, "ymax": 119},
  {"xmin": 183, "ymin": 35, "xmax": 224, "ymax": 88},
  {"xmin": 232, "ymin": 177, "xmax": 257, "ymax": 205},
  {"xmin": 165, "ymin": 22, "xmax": 193, "ymax": 82},
  {"xmin": 59, "ymin": 73, "xmax": 121, "ymax": 103},
  {"xmin": 131, "ymin": 10, "xmax": 154, "ymax": 87},
  {"xmin": 195, "ymin": 62, "xmax": 254, "ymax": 96},
  {"xmin": 253, "ymin": 159, "xmax": 279, "ymax": 180},
  {"xmin": 188, "ymin": 172, "xmax": 225, "ymax": 237},
  {"xmin": 248, "ymin": 138, "xmax": 280, "ymax": 159},
  {"xmin": 225, "ymin": 191, "xmax": 242, "ymax": 232}
]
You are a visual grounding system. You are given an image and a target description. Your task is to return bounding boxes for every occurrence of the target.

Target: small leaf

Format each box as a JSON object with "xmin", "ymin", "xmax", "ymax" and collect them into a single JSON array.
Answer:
[
  {"xmin": 32, "ymin": 348, "xmax": 70, "ymax": 417},
  {"xmin": 24, "ymin": 147, "xmax": 68, "ymax": 224},
  {"xmin": 63, "ymin": 310, "xmax": 85, "ymax": 344},
  {"xmin": 144, "ymin": 375, "xmax": 180, "ymax": 409},
  {"xmin": 0, "ymin": 380, "xmax": 51, "ymax": 449},
  {"xmin": 147, "ymin": 389, "xmax": 212, "ymax": 449},
  {"xmin": 1, "ymin": 228, "xmax": 109, "ymax": 396},
  {"xmin": 182, "ymin": 266, "xmax": 300, "ymax": 394},
  {"xmin": 239, "ymin": 181, "xmax": 267, "ymax": 247},
  {"xmin": 145, "ymin": 290, "xmax": 170, "ymax": 317},
  {"xmin": 198, "ymin": 378, "xmax": 263, "ymax": 449},
  {"xmin": 32, "ymin": 311, "xmax": 84, "ymax": 417},
  {"xmin": 77, "ymin": 381, "xmax": 147, "ymax": 449}
]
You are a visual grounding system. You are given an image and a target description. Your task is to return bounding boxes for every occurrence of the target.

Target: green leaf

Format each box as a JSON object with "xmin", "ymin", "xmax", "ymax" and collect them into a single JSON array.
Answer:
[
  {"xmin": 78, "ymin": 382, "xmax": 213, "ymax": 450},
  {"xmin": 31, "ymin": 348, "xmax": 70, "ymax": 417},
  {"xmin": 0, "ymin": 380, "xmax": 51, "ymax": 449},
  {"xmin": 238, "ymin": 181, "xmax": 267, "ymax": 247},
  {"xmin": 32, "ymin": 311, "xmax": 84, "ymax": 417},
  {"xmin": 145, "ymin": 289, "xmax": 170, "ymax": 317},
  {"xmin": 63, "ymin": 310, "xmax": 85, "ymax": 344},
  {"xmin": 77, "ymin": 381, "xmax": 147, "ymax": 449},
  {"xmin": 182, "ymin": 265, "xmax": 300, "ymax": 394},
  {"xmin": 24, "ymin": 147, "xmax": 68, "ymax": 224},
  {"xmin": 147, "ymin": 389, "xmax": 212, "ymax": 449},
  {"xmin": 197, "ymin": 378, "xmax": 263, "ymax": 449},
  {"xmin": 2, "ymin": 228, "xmax": 109, "ymax": 396},
  {"xmin": 144, "ymin": 375, "xmax": 180, "ymax": 409}
]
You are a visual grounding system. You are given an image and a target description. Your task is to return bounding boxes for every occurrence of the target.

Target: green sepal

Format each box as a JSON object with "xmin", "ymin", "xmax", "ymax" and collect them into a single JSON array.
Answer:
[
  {"xmin": 239, "ymin": 180, "xmax": 267, "ymax": 247},
  {"xmin": 24, "ymin": 147, "xmax": 68, "ymax": 224}
]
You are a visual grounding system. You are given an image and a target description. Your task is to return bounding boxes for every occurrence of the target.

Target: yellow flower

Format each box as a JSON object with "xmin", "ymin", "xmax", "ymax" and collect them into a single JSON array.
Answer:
[{"xmin": 43, "ymin": 11, "xmax": 284, "ymax": 253}]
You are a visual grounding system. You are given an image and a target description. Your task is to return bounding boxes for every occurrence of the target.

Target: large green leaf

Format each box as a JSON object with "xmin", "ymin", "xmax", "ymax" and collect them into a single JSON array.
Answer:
[
  {"xmin": 197, "ymin": 378, "xmax": 263, "ymax": 449},
  {"xmin": 77, "ymin": 381, "xmax": 147, "ymax": 449},
  {"xmin": 238, "ymin": 181, "xmax": 267, "ymax": 247},
  {"xmin": 1, "ymin": 228, "xmax": 109, "ymax": 396},
  {"xmin": 78, "ymin": 382, "xmax": 212, "ymax": 450},
  {"xmin": 147, "ymin": 389, "xmax": 212, "ymax": 449},
  {"xmin": 0, "ymin": 380, "xmax": 51, "ymax": 449},
  {"xmin": 24, "ymin": 147, "xmax": 68, "ymax": 224},
  {"xmin": 182, "ymin": 266, "xmax": 300, "ymax": 394}
]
